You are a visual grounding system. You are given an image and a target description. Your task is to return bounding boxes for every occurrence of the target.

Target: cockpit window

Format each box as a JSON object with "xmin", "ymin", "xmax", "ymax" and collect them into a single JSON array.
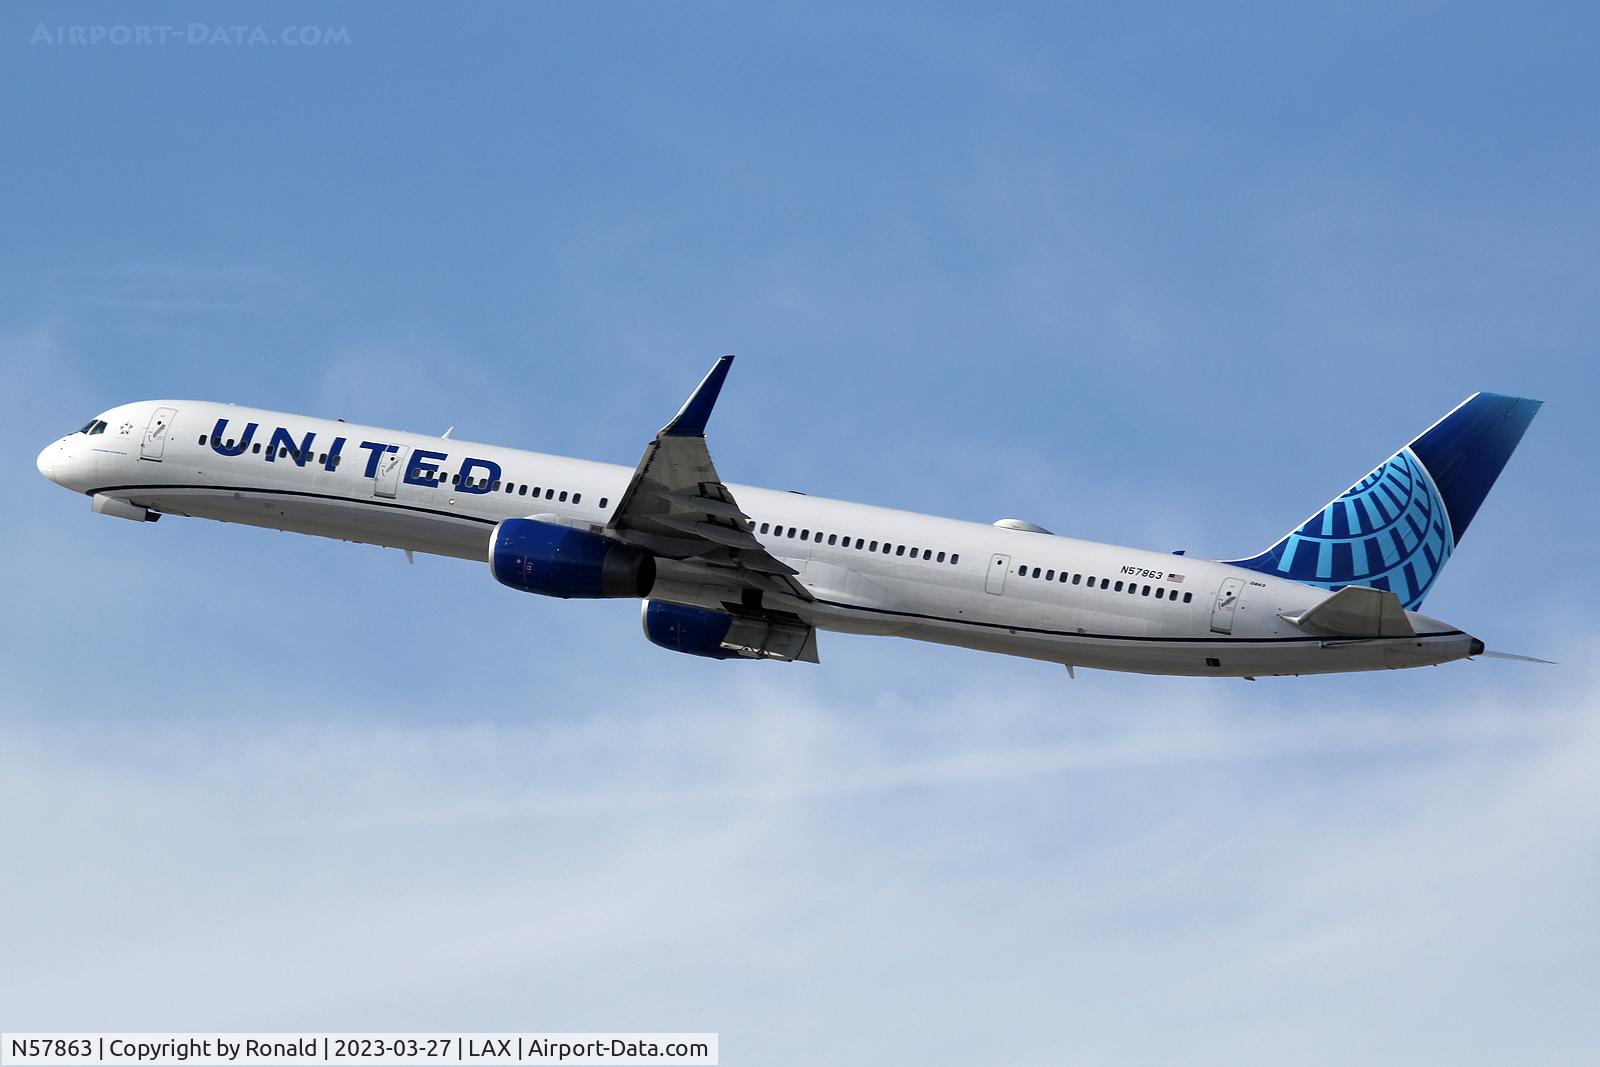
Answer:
[{"xmin": 78, "ymin": 419, "xmax": 107, "ymax": 435}]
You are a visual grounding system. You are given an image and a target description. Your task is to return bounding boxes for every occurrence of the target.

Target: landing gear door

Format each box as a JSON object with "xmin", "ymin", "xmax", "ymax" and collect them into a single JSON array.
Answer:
[
  {"xmin": 1210, "ymin": 576, "xmax": 1246, "ymax": 634},
  {"xmin": 374, "ymin": 446, "xmax": 408, "ymax": 498},
  {"xmin": 985, "ymin": 553, "xmax": 1010, "ymax": 595},
  {"xmin": 140, "ymin": 407, "xmax": 177, "ymax": 461}
]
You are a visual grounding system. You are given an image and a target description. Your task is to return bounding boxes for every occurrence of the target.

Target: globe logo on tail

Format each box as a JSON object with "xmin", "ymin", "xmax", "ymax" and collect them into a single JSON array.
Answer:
[{"xmin": 1268, "ymin": 447, "xmax": 1453, "ymax": 610}]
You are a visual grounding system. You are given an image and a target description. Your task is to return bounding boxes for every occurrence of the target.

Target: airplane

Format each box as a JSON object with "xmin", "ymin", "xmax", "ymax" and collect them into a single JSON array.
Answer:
[{"xmin": 36, "ymin": 357, "xmax": 1543, "ymax": 678}]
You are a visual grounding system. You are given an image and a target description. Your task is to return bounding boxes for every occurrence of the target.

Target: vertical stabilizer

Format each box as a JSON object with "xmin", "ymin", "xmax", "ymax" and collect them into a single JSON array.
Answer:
[{"xmin": 1224, "ymin": 393, "xmax": 1541, "ymax": 609}]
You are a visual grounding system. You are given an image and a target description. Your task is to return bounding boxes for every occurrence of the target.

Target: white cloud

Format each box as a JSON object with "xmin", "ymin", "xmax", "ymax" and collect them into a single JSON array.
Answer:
[{"xmin": 2, "ymin": 664, "xmax": 1596, "ymax": 1064}]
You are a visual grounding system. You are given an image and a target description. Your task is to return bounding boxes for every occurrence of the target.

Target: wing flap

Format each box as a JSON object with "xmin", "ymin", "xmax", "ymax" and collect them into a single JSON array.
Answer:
[{"xmin": 651, "ymin": 514, "xmax": 768, "ymax": 552}]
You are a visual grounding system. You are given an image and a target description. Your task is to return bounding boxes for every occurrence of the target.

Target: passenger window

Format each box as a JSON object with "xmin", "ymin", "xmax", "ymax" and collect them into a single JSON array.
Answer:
[
  {"xmin": 1031, "ymin": 567, "xmax": 1041, "ymax": 578},
  {"xmin": 559, "ymin": 491, "xmax": 568, "ymax": 502},
  {"xmin": 950, "ymin": 554, "xmax": 959, "ymax": 565},
  {"xmin": 545, "ymin": 489, "xmax": 554, "ymax": 499},
  {"xmin": 600, "ymin": 498, "xmax": 608, "ymax": 508},
  {"xmin": 1100, "ymin": 578, "xmax": 1110, "ymax": 589},
  {"xmin": 252, "ymin": 443, "xmax": 261, "ymax": 453},
  {"xmin": 923, "ymin": 549, "xmax": 932, "ymax": 560},
  {"xmin": 869, "ymin": 541, "xmax": 878, "ymax": 552},
  {"xmin": 318, "ymin": 453, "xmax": 327, "ymax": 464},
  {"xmin": 856, "ymin": 538, "xmax": 865, "ymax": 550},
  {"xmin": 896, "ymin": 546, "xmax": 905, "ymax": 556},
  {"xmin": 1072, "ymin": 574, "xmax": 1081, "ymax": 584},
  {"xmin": 1114, "ymin": 581, "xmax": 1124, "ymax": 592},
  {"xmin": 937, "ymin": 551, "xmax": 945, "ymax": 563},
  {"xmin": 1141, "ymin": 585, "xmax": 1150, "ymax": 596},
  {"xmin": 883, "ymin": 543, "xmax": 893, "ymax": 554},
  {"xmin": 452, "ymin": 474, "xmax": 460, "ymax": 485},
  {"xmin": 801, "ymin": 529, "xmax": 810, "ymax": 540},
  {"xmin": 1183, "ymin": 592, "xmax": 1193, "ymax": 603},
  {"xmin": 1156, "ymin": 588, "xmax": 1165, "ymax": 599},
  {"xmin": 574, "ymin": 493, "xmax": 582, "ymax": 504},
  {"xmin": 199, "ymin": 435, "xmax": 208, "ymax": 445},
  {"xmin": 519, "ymin": 485, "xmax": 528, "ymax": 496},
  {"xmin": 788, "ymin": 528, "xmax": 797, "ymax": 539},
  {"xmin": 760, "ymin": 523, "xmax": 770, "ymax": 534},
  {"xmin": 828, "ymin": 534, "xmax": 838, "ymax": 545},
  {"xmin": 1046, "ymin": 569, "xmax": 1055, "ymax": 581}
]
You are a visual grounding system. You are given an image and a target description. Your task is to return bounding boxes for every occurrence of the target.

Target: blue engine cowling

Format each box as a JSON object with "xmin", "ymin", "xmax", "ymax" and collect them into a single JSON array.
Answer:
[
  {"xmin": 641, "ymin": 600, "xmax": 741, "ymax": 659},
  {"xmin": 490, "ymin": 518, "xmax": 655, "ymax": 599}
]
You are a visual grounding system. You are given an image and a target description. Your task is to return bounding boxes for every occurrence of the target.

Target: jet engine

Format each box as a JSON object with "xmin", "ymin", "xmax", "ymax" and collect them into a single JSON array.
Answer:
[
  {"xmin": 640, "ymin": 600, "xmax": 740, "ymax": 659},
  {"xmin": 641, "ymin": 599, "xmax": 819, "ymax": 662},
  {"xmin": 489, "ymin": 518, "xmax": 655, "ymax": 599}
]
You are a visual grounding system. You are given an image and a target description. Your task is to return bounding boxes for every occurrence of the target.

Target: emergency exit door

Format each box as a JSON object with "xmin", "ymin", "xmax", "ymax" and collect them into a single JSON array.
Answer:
[
  {"xmin": 1210, "ymin": 577, "xmax": 1246, "ymax": 634},
  {"xmin": 140, "ymin": 407, "xmax": 177, "ymax": 461},
  {"xmin": 985, "ymin": 553, "xmax": 1011, "ymax": 595},
  {"xmin": 374, "ymin": 446, "xmax": 407, "ymax": 498}
]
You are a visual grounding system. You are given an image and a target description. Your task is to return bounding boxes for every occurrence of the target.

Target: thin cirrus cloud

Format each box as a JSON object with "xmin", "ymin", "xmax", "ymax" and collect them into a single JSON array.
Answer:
[{"xmin": 2, "ymin": 665, "xmax": 1596, "ymax": 1064}]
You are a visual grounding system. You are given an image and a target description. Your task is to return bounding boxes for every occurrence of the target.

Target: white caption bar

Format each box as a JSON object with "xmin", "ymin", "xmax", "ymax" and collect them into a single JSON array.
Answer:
[{"xmin": 1, "ymin": 1035, "xmax": 717, "ymax": 1067}]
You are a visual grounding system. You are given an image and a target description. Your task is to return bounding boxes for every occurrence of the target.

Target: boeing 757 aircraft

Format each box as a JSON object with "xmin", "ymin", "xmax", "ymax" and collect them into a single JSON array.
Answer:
[{"xmin": 37, "ymin": 358, "xmax": 1542, "ymax": 678}]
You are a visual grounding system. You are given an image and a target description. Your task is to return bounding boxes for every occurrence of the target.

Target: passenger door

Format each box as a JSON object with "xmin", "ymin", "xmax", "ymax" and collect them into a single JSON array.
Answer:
[
  {"xmin": 373, "ymin": 446, "xmax": 408, "ymax": 498},
  {"xmin": 985, "ymin": 553, "xmax": 1010, "ymax": 595},
  {"xmin": 140, "ymin": 407, "xmax": 177, "ymax": 461},
  {"xmin": 1210, "ymin": 577, "xmax": 1246, "ymax": 634}
]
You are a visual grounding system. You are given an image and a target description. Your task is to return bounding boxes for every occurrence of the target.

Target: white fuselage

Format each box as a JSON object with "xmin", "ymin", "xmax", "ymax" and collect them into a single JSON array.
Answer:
[{"xmin": 37, "ymin": 400, "xmax": 1481, "ymax": 677}]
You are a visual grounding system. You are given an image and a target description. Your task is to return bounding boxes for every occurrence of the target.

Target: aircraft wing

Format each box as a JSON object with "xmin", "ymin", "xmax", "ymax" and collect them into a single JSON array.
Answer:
[{"xmin": 606, "ymin": 356, "xmax": 812, "ymax": 602}]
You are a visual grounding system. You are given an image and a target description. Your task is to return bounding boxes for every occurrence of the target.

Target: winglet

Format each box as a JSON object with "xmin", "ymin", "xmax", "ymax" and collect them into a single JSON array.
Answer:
[{"xmin": 662, "ymin": 355, "xmax": 735, "ymax": 438}]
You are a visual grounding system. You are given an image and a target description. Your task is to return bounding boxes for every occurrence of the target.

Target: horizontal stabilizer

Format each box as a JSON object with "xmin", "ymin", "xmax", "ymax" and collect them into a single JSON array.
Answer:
[
  {"xmin": 1285, "ymin": 586, "xmax": 1415, "ymax": 638},
  {"xmin": 1481, "ymin": 649, "xmax": 1556, "ymax": 664}
]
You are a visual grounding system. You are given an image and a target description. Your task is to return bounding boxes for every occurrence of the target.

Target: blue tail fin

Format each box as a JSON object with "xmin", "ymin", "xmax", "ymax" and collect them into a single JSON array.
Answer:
[{"xmin": 1224, "ymin": 393, "xmax": 1542, "ymax": 609}]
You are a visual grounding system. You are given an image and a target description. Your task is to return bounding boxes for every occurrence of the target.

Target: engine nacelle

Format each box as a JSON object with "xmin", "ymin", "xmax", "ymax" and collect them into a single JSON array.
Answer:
[
  {"xmin": 490, "ymin": 518, "xmax": 655, "ymax": 600},
  {"xmin": 641, "ymin": 600, "xmax": 739, "ymax": 659}
]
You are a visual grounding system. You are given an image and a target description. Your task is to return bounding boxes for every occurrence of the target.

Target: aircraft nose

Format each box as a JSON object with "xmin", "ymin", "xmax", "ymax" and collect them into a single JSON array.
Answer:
[{"xmin": 36, "ymin": 443, "xmax": 57, "ymax": 482}]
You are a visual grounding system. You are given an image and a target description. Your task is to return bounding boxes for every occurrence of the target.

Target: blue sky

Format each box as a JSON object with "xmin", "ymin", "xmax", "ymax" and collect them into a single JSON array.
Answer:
[{"xmin": 3, "ymin": 3, "xmax": 1598, "ymax": 1064}]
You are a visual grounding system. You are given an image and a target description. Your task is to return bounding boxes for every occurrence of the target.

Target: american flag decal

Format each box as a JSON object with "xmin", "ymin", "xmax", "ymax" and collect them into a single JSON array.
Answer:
[{"xmin": 1169, "ymin": 574, "xmax": 1185, "ymax": 583}]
